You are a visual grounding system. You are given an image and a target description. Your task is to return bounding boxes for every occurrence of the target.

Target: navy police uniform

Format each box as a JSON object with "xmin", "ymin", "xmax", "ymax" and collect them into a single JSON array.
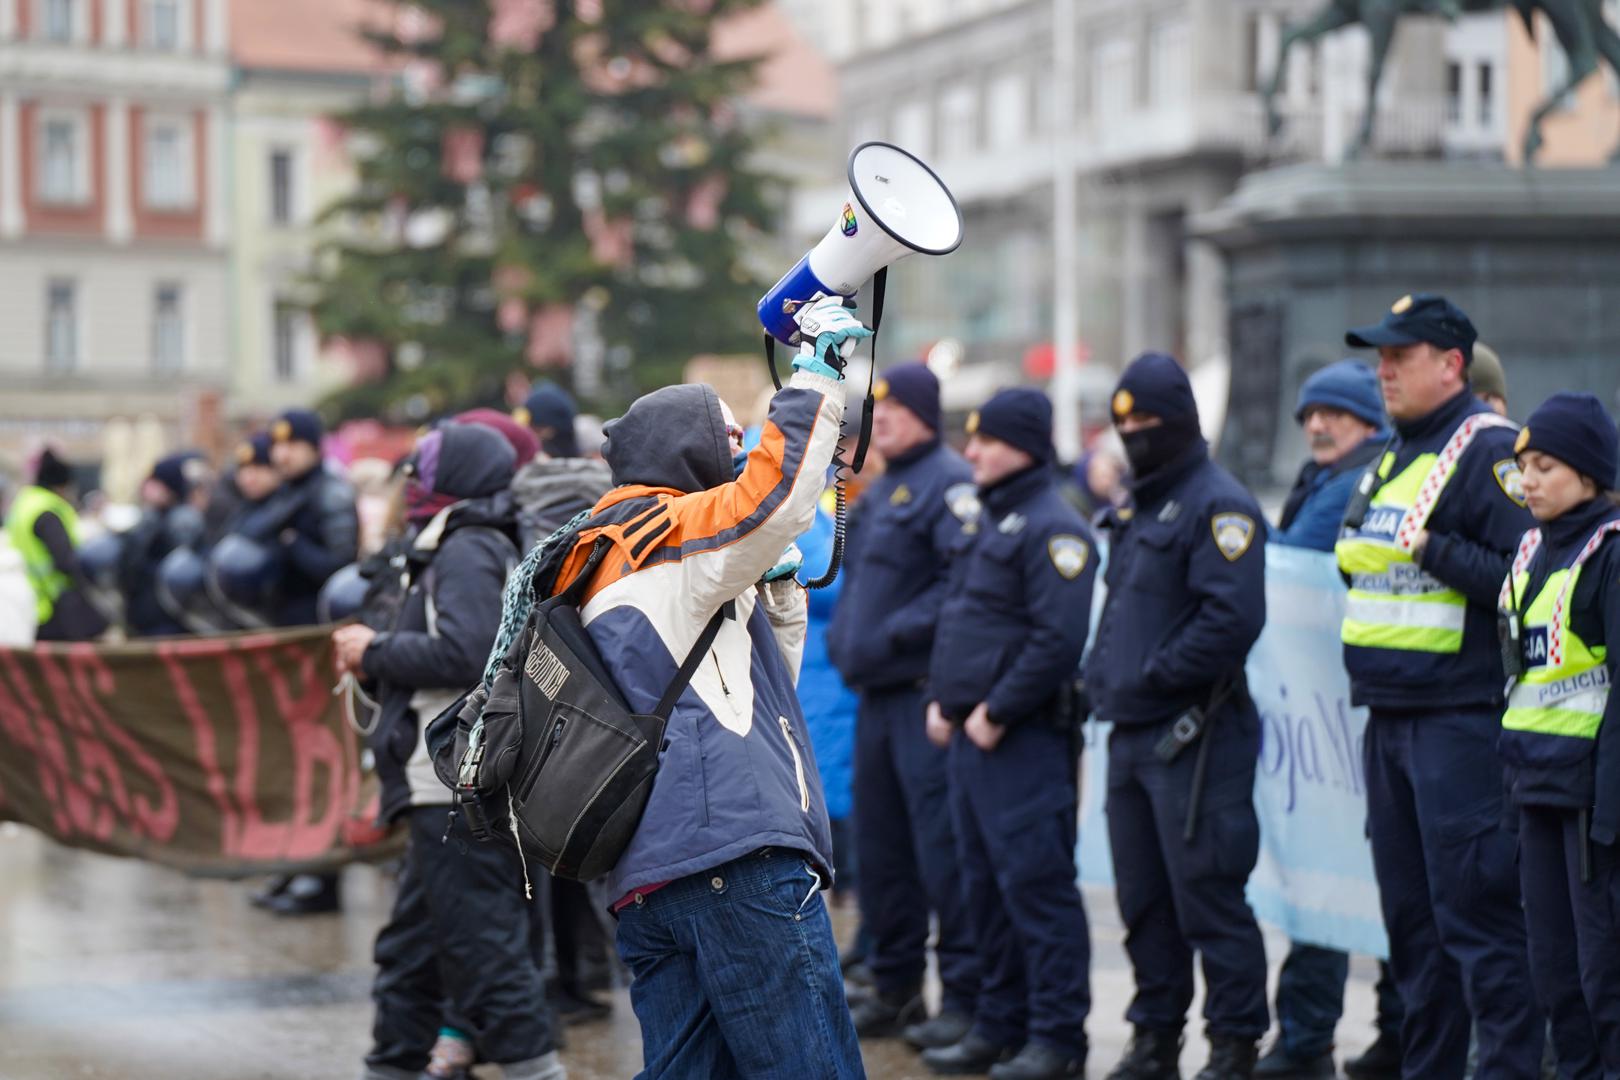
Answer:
[
  {"xmin": 1500, "ymin": 395, "xmax": 1620, "ymax": 1077},
  {"xmin": 826, "ymin": 362, "xmax": 979, "ymax": 1022},
  {"xmin": 269, "ymin": 410, "xmax": 359, "ymax": 627},
  {"xmin": 927, "ymin": 390, "xmax": 1095, "ymax": 1074},
  {"xmin": 1337, "ymin": 297, "xmax": 1540, "ymax": 1079},
  {"xmin": 1087, "ymin": 354, "xmax": 1269, "ymax": 1078}
]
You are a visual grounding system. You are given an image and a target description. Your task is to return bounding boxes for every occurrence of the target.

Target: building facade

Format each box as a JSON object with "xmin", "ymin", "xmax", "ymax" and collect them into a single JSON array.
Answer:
[{"xmin": 0, "ymin": 0, "xmax": 231, "ymax": 487}]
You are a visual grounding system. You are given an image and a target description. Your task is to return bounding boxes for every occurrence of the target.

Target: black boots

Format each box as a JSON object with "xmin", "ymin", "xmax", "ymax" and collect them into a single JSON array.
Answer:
[
  {"xmin": 922, "ymin": 1031, "xmax": 1019, "ymax": 1075},
  {"xmin": 1106, "ymin": 1027, "xmax": 1183, "ymax": 1080},
  {"xmin": 849, "ymin": 986, "xmax": 925, "ymax": 1038},
  {"xmin": 990, "ymin": 1041, "xmax": 1087, "ymax": 1080},
  {"xmin": 1343, "ymin": 1032, "xmax": 1402, "ymax": 1080},
  {"xmin": 1193, "ymin": 1037, "xmax": 1258, "ymax": 1080},
  {"xmin": 905, "ymin": 1011, "xmax": 974, "ymax": 1051}
]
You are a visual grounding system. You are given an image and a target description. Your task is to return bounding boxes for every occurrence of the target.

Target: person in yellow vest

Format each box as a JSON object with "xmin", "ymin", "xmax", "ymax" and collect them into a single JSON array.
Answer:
[
  {"xmin": 2, "ymin": 447, "xmax": 108, "ymax": 641},
  {"xmin": 1336, "ymin": 293, "xmax": 1541, "ymax": 1079},
  {"xmin": 1499, "ymin": 393, "xmax": 1620, "ymax": 1077}
]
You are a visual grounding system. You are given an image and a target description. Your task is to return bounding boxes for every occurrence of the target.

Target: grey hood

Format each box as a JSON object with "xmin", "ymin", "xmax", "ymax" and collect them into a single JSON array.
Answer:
[{"xmin": 602, "ymin": 384, "xmax": 731, "ymax": 494}]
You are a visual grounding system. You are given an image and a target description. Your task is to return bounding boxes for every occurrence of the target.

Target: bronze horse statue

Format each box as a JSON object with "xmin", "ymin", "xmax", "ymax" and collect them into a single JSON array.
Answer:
[{"xmin": 1262, "ymin": 0, "xmax": 1620, "ymax": 162}]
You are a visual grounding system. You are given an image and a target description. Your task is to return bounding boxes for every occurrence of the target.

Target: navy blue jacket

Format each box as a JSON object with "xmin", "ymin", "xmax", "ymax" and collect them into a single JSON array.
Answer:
[
  {"xmin": 827, "ymin": 439, "xmax": 974, "ymax": 692},
  {"xmin": 930, "ymin": 466, "xmax": 1095, "ymax": 725},
  {"xmin": 1498, "ymin": 498, "xmax": 1620, "ymax": 842},
  {"xmin": 267, "ymin": 467, "xmax": 359, "ymax": 626},
  {"xmin": 1342, "ymin": 390, "xmax": 1532, "ymax": 711},
  {"xmin": 1087, "ymin": 442, "xmax": 1268, "ymax": 727}
]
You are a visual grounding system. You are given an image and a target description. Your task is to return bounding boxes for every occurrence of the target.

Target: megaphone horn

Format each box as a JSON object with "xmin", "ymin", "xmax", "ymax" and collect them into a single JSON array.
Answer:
[{"xmin": 757, "ymin": 141, "xmax": 964, "ymax": 347}]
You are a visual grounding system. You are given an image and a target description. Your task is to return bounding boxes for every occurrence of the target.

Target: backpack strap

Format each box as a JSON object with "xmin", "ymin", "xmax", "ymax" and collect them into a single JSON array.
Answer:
[{"xmin": 653, "ymin": 602, "xmax": 730, "ymax": 721}]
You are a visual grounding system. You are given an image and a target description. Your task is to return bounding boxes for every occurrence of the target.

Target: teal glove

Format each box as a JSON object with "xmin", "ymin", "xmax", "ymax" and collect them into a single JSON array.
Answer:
[
  {"xmin": 762, "ymin": 542, "xmax": 804, "ymax": 583},
  {"xmin": 791, "ymin": 295, "xmax": 872, "ymax": 380}
]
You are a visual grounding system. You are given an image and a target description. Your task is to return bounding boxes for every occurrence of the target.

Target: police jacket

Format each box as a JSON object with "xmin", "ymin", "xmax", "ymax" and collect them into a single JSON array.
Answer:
[
  {"xmin": 272, "ymin": 467, "xmax": 359, "ymax": 626},
  {"xmin": 1337, "ymin": 389, "xmax": 1531, "ymax": 711},
  {"xmin": 1498, "ymin": 497, "xmax": 1620, "ymax": 842},
  {"xmin": 550, "ymin": 371, "xmax": 844, "ymax": 899},
  {"xmin": 361, "ymin": 493, "xmax": 519, "ymax": 824},
  {"xmin": 930, "ymin": 465, "xmax": 1095, "ymax": 725},
  {"xmin": 1086, "ymin": 441, "xmax": 1267, "ymax": 727},
  {"xmin": 826, "ymin": 439, "xmax": 973, "ymax": 692},
  {"xmin": 119, "ymin": 504, "xmax": 204, "ymax": 637}
]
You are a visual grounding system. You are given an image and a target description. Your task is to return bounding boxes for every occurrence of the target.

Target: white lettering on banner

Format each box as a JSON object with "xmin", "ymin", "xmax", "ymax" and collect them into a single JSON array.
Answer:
[{"xmin": 1079, "ymin": 545, "xmax": 1390, "ymax": 959}]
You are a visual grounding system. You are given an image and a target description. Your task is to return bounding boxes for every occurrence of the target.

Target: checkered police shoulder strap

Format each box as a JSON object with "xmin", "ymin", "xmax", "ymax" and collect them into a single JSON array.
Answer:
[
  {"xmin": 1546, "ymin": 520, "xmax": 1620, "ymax": 668},
  {"xmin": 1396, "ymin": 412, "xmax": 1518, "ymax": 552},
  {"xmin": 1500, "ymin": 528, "xmax": 1543, "ymax": 613}
]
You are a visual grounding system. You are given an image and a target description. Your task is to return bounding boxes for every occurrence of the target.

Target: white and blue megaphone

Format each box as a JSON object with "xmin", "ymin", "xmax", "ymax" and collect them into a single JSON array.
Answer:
[{"xmin": 757, "ymin": 141, "xmax": 963, "ymax": 349}]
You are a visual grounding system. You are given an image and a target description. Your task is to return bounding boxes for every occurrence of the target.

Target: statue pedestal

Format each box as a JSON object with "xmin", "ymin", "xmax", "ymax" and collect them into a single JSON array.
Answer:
[{"xmin": 1194, "ymin": 162, "xmax": 1620, "ymax": 488}]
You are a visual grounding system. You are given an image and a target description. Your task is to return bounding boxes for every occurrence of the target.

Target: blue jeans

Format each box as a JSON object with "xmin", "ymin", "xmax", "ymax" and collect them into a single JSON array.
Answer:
[{"xmin": 615, "ymin": 849, "xmax": 866, "ymax": 1080}]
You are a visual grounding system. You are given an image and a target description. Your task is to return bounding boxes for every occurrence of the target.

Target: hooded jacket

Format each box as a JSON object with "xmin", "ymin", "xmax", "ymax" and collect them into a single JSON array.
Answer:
[
  {"xmin": 362, "ymin": 425, "xmax": 520, "ymax": 823},
  {"xmin": 548, "ymin": 371, "xmax": 846, "ymax": 899},
  {"xmin": 511, "ymin": 456, "xmax": 614, "ymax": 548}
]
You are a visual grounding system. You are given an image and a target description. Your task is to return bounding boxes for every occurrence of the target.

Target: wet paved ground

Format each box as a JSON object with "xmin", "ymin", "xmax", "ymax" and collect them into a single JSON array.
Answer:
[{"xmin": 0, "ymin": 825, "xmax": 1381, "ymax": 1079}]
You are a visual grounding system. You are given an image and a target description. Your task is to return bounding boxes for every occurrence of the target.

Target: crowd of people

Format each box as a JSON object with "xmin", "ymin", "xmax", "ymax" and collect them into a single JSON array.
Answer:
[{"xmin": 3, "ymin": 286, "xmax": 1619, "ymax": 1080}]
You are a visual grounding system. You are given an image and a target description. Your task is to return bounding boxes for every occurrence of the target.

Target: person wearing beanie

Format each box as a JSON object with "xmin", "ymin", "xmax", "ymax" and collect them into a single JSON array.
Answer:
[
  {"xmin": 1499, "ymin": 393, "xmax": 1620, "ymax": 1078},
  {"xmin": 920, "ymin": 387, "xmax": 1094, "ymax": 1080},
  {"xmin": 1470, "ymin": 342, "xmax": 1509, "ymax": 417},
  {"xmin": 825, "ymin": 357, "xmax": 982, "ymax": 1046},
  {"xmin": 1087, "ymin": 351, "xmax": 1271, "ymax": 1080},
  {"xmin": 2, "ymin": 446, "xmax": 108, "ymax": 641},
  {"xmin": 331, "ymin": 423, "xmax": 565, "ymax": 1080},
  {"xmin": 116, "ymin": 451, "xmax": 211, "ymax": 637},
  {"xmin": 1338, "ymin": 294, "xmax": 1542, "ymax": 1080},
  {"xmin": 455, "ymin": 408, "xmax": 539, "ymax": 469},
  {"xmin": 518, "ymin": 382, "xmax": 581, "ymax": 460},
  {"xmin": 1259, "ymin": 360, "xmax": 1398, "ymax": 1080},
  {"xmin": 264, "ymin": 407, "xmax": 358, "ymax": 631}
]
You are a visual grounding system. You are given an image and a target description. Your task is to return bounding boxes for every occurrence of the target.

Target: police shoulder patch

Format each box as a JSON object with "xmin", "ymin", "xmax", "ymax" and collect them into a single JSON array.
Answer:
[
  {"xmin": 944, "ymin": 482, "xmax": 981, "ymax": 523},
  {"xmin": 1494, "ymin": 458, "xmax": 1528, "ymax": 507},
  {"xmin": 1048, "ymin": 534, "xmax": 1090, "ymax": 580},
  {"xmin": 1210, "ymin": 512, "xmax": 1256, "ymax": 562}
]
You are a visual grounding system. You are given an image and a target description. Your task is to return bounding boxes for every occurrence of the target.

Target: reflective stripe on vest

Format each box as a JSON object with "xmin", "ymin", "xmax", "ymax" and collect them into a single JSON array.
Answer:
[
  {"xmin": 1500, "ymin": 521, "xmax": 1620, "ymax": 741},
  {"xmin": 1336, "ymin": 413, "xmax": 1517, "ymax": 654},
  {"xmin": 3, "ymin": 485, "xmax": 79, "ymax": 624}
]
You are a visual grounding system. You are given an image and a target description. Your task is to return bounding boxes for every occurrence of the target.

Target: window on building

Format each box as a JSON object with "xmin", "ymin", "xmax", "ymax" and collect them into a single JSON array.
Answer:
[
  {"xmin": 1479, "ymin": 62, "xmax": 1495, "ymax": 126},
  {"xmin": 146, "ymin": 0, "xmax": 181, "ymax": 49},
  {"xmin": 45, "ymin": 280, "xmax": 77, "ymax": 374},
  {"xmin": 39, "ymin": 115, "xmax": 85, "ymax": 205},
  {"xmin": 1446, "ymin": 61, "xmax": 1463, "ymax": 124},
  {"xmin": 986, "ymin": 71, "xmax": 1027, "ymax": 149},
  {"xmin": 893, "ymin": 99, "xmax": 931, "ymax": 159},
  {"xmin": 43, "ymin": 0, "xmax": 75, "ymax": 42},
  {"xmin": 1149, "ymin": 17, "xmax": 1191, "ymax": 108},
  {"xmin": 938, "ymin": 84, "xmax": 978, "ymax": 159},
  {"xmin": 1092, "ymin": 36, "xmax": 1137, "ymax": 121},
  {"xmin": 269, "ymin": 149, "xmax": 295, "ymax": 225},
  {"xmin": 153, "ymin": 284, "xmax": 183, "ymax": 372},
  {"xmin": 273, "ymin": 303, "xmax": 301, "ymax": 382},
  {"xmin": 143, "ymin": 119, "xmax": 194, "ymax": 209}
]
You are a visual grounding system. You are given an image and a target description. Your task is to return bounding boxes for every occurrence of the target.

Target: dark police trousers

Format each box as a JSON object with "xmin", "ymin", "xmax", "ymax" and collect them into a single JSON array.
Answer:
[
  {"xmin": 1106, "ymin": 703, "xmax": 1268, "ymax": 1040},
  {"xmin": 367, "ymin": 807, "xmax": 556, "ymax": 1073},
  {"xmin": 854, "ymin": 684, "xmax": 979, "ymax": 1012},
  {"xmin": 949, "ymin": 722, "xmax": 1090, "ymax": 1053},
  {"xmin": 1519, "ymin": 805, "xmax": 1620, "ymax": 1078},
  {"xmin": 1363, "ymin": 708, "xmax": 1541, "ymax": 1079}
]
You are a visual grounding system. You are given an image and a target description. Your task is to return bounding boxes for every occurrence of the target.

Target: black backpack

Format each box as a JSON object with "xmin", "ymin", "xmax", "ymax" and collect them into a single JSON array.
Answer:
[{"xmin": 428, "ymin": 534, "xmax": 722, "ymax": 882}]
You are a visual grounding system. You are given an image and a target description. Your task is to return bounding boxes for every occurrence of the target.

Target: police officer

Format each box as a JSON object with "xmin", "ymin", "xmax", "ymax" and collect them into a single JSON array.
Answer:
[
  {"xmin": 1336, "ymin": 294, "xmax": 1540, "ymax": 1079},
  {"xmin": 826, "ymin": 361, "xmax": 980, "ymax": 1043},
  {"xmin": 268, "ymin": 409, "xmax": 359, "ymax": 627},
  {"xmin": 1499, "ymin": 394, "xmax": 1620, "ymax": 1077},
  {"xmin": 920, "ymin": 389, "xmax": 1094, "ymax": 1080},
  {"xmin": 120, "ymin": 451, "xmax": 209, "ymax": 637},
  {"xmin": 1089, "ymin": 353, "xmax": 1269, "ymax": 1080},
  {"xmin": 3, "ymin": 447, "xmax": 108, "ymax": 641}
]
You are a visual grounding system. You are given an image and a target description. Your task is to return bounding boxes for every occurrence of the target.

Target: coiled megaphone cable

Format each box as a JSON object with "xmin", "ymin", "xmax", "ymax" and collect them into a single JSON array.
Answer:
[{"xmin": 796, "ymin": 267, "xmax": 886, "ymax": 591}]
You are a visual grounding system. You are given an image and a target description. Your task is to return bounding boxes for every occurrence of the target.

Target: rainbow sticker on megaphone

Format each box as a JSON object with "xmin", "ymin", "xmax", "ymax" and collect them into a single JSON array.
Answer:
[{"xmin": 757, "ymin": 142, "xmax": 963, "ymax": 346}]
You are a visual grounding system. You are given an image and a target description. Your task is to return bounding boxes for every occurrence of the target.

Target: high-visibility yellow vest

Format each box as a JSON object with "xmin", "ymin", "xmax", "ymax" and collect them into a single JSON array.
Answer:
[
  {"xmin": 4, "ymin": 485, "xmax": 79, "ymax": 625},
  {"xmin": 1499, "ymin": 523, "xmax": 1620, "ymax": 741},
  {"xmin": 1336, "ymin": 413, "xmax": 1516, "ymax": 654}
]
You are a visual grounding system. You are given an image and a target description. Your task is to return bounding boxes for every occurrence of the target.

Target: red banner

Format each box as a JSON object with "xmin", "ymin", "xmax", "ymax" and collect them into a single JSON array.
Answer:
[{"xmin": 0, "ymin": 627, "xmax": 396, "ymax": 875}]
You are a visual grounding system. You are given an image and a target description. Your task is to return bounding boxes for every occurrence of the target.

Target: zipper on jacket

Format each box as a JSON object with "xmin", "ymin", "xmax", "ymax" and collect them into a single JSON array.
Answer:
[{"xmin": 780, "ymin": 717, "xmax": 810, "ymax": 812}]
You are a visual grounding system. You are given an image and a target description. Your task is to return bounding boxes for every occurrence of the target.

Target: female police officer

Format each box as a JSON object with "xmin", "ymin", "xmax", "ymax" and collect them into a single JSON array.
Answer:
[{"xmin": 1500, "ymin": 392, "xmax": 1620, "ymax": 1077}]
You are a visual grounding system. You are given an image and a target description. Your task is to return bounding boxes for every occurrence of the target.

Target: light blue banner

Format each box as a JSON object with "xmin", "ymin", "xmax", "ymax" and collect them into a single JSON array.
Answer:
[{"xmin": 1078, "ymin": 544, "xmax": 1388, "ymax": 959}]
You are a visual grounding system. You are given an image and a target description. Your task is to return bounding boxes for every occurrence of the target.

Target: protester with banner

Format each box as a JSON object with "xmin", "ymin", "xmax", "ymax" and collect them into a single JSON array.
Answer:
[{"xmin": 1499, "ymin": 393, "xmax": 1620, "ymax": 1077}]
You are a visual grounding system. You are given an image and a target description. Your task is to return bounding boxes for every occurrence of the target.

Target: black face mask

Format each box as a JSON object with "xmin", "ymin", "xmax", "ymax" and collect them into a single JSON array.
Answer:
[{"xmin": 1121, "ymin": 414, "xmax": 1201, "ymax": 478}]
